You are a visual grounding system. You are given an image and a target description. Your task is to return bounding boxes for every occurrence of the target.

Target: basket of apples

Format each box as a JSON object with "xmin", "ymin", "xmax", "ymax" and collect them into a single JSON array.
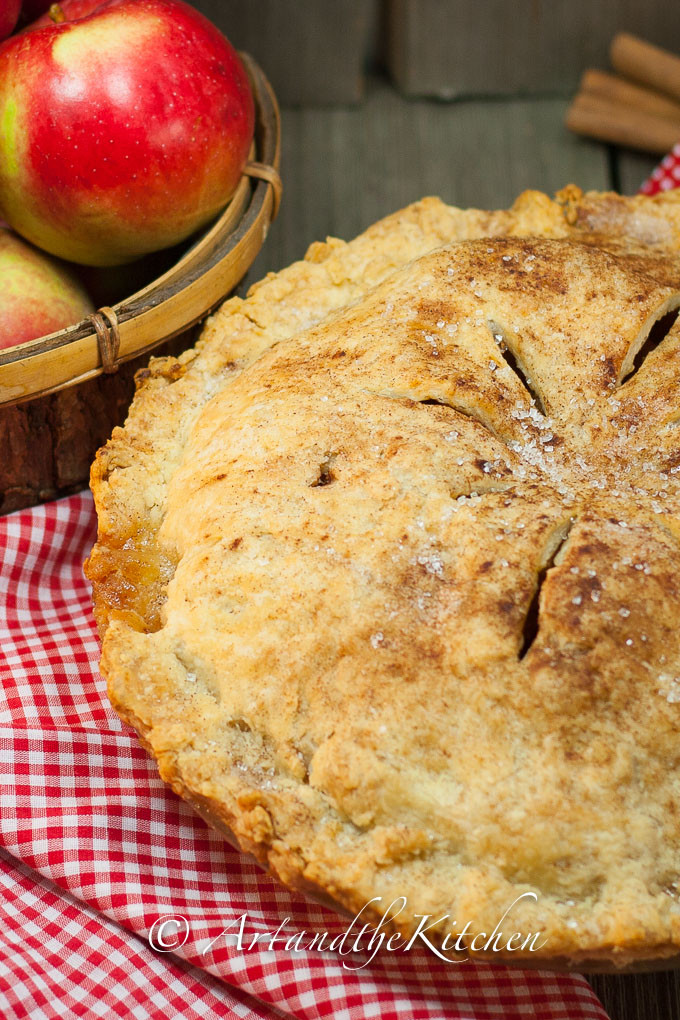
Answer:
[{"xmin": 0, "ymin": 0, "xmax": 280, "ymax": 513}]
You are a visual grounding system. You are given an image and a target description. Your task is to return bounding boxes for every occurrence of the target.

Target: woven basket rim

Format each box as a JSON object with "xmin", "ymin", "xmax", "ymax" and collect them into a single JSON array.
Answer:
[{"xmin": 0, "ymin": 52, "xmax": 280, "ymax": 408}]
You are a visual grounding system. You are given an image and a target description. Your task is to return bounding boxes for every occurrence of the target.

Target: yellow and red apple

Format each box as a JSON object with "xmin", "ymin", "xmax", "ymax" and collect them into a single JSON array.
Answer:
[
  {"xmin": 0, "ymin": 0, "xmax": 255, "ymax": 266},
  {"xmin": 0, "ymin": 227, "xmax": 94, "ymax": 350}
]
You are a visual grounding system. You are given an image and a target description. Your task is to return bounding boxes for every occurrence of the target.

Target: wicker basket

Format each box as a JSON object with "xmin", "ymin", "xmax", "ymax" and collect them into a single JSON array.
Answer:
[{"xmin": 0, "ymin": 53, "xmax": 280, "ymax": 515}]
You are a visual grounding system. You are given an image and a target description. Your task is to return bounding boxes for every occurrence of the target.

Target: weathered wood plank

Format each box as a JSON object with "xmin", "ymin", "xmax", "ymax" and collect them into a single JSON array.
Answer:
[
  {"xmin": 191, "ymin": 0, "xmax": 376, "ymax": 106},
  {"xmin": 386, "ymin": 0, "xmax": 680, "ymax": 98},
  {"xmin": 243, "ymin": 85, "xmax": 611, "ymax": 285},
  {"xmin": 616, "ymin": 150, "xmax": 661, "ymax": 195},
  {"xmin": 588, "ymin": 970, "xmax": 680, "ymax": 1020}
]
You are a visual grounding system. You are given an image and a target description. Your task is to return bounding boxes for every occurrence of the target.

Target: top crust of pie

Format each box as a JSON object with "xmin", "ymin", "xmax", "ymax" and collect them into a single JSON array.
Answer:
[{"xmin": 87, "ymin": 186, "xmax": 680, "ymax": 968}]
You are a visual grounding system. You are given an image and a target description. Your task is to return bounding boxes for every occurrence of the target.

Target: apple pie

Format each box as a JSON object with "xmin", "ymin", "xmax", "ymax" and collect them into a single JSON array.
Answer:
[{"xmin": 86, "ymin": 186, "xmax": 680, "ymax": 968}]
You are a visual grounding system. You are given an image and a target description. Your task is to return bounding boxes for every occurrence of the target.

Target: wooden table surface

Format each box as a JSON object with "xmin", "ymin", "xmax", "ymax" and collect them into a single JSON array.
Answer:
[
  {"xmin": 245, "ymin": 77, "xmax": 657, "ymax": 283},
  {"xmin": 239, "ymin": 78, "xmax": 678, "ymax": 1020}
]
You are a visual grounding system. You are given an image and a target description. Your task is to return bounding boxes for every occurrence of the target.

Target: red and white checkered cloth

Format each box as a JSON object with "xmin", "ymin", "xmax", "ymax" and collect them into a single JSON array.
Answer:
[
  {"xmin": 7, "ymin": 152, "xmax": 674, "ymax": 1017},
  {"xmin": 640, "ymin": 143, "xmax": 680, "ymax": 194}
]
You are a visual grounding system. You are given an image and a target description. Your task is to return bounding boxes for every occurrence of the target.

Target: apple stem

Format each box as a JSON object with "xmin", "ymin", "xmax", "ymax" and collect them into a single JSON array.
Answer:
[{"xmin": 49, "ymin": 3, "xmax": 66, "ymax": 23}]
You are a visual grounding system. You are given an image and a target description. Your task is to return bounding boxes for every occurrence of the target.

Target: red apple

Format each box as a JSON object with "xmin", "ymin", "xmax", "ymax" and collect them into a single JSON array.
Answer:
[
  {"xmin": 0, "ymin": 0, "xmax": 254, "ymax": 265},
  {"xmin": 0, "ymin": 0, "xmax": 21, "ymax": 39},
  {"xmin": 0, "ymin": 227, "xmax": 94, "ymax": 349}
]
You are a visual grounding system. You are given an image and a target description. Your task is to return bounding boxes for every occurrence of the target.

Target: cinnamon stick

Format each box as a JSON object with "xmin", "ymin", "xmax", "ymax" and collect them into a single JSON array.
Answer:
[
  {"xmin": 611, "ymin": 32, "xmax": 680, "ymax": 105},
  {"xmin": 565, "ymin": 91, "xmax": 680, "ymax": 154},
  {"xmin": 580, "ymin": 68, "xmax": 680, "ymax": 125}
]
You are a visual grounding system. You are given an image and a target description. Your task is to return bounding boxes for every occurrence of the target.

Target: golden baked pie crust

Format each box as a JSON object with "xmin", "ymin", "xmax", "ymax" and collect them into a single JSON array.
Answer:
[{"xmin": 87, "ymin": 187, "xmax": 680, "ymax": 968}]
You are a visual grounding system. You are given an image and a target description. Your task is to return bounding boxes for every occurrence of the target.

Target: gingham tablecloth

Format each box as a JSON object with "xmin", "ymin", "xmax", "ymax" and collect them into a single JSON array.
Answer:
[
  {"xmin": 10, "ymin": 152, "xmax": 676, "ymax": 1017},
  {"xmin": 640, "ymin": 142, "xmax": 680, "ymax": 194},
  {"xmin": 0, "ymin": 497, "xmax": 614, "ymax": 1020}
]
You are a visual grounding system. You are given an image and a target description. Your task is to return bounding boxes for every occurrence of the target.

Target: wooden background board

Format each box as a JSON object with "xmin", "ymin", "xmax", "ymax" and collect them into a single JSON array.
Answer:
[
  {"xmin": 386, "ymin": 0, "xmax": 680, "ymax": 98},
  {"xmin": 617, "ymin": 150, "xmax": 658, "ymax": 195},
  {"xmin": 192, "ymin": 0, "xmax": 378, "ymax": 105},
  {"xmin": 190, "ymin": 0, "xmax": 680, "ymax": 104}
]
